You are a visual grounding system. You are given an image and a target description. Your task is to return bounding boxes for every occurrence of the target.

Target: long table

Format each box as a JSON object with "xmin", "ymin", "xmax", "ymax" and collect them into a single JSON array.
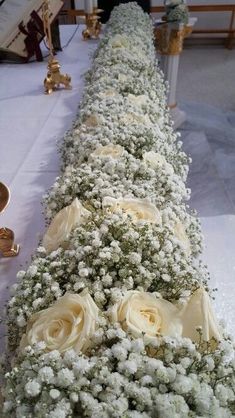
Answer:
[
  {"xmin": 0, "ymin": 24, "xmax": 234, "ymax": 353},
  {"xmin": 0, "ymin": 25, "xmax": 98, "ymax": 349}
]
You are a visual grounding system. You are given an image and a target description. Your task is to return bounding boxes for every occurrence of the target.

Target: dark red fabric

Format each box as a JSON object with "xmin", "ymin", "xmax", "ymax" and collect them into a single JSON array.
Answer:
[{"xmin": 18, "ymin": 10, "xmax": 44, "ymax": 62}]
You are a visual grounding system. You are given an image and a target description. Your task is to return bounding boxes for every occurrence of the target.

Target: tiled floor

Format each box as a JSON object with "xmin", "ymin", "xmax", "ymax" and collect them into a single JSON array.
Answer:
[
  {"xmin": 177, "ymin": 46, "xmax": 235, "ymax": 111},
  {"xmin": 179, "ymin": 100, "xmax": 235, "ymax": 337},
  {"xmin": 180, "ymin": 101, "xmax": 235, "ymax": 216}
]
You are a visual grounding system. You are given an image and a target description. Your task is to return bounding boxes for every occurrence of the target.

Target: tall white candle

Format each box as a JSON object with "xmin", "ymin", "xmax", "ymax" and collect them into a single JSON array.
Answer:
[
  {"xmin": 84, "ymin": 0, "xmax": 93, "ymax": 14},
  {"xmin": 93, "ymin": 0, "xmax": 98, "ymax": 9}
]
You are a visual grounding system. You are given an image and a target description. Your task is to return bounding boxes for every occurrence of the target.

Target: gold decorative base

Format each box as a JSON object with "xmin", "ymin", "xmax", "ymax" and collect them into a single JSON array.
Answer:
[
  {"xmin": 82, "ymin": 12, "xmax": 102, "ymax": 40},
  {"xmin": 0, "ymin": 181, "xmax": 10, "ymax": 213},
  {"xmin": 0, "ymin": 227, "xmax": 20, "ymax": 257},
  {"xmin": 44, "ymin": 58, "xmax": 72, "ymax": 94},
  {"xmin": 155, "ymin": 23, "xmax": 193, "ymax": 55},
  {"xmin": 0, "ymin": 182, "xmax": 20, "ymax": 257}
]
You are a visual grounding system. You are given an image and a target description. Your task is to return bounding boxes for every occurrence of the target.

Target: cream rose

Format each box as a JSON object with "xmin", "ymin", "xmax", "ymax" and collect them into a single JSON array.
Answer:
[
  {"xmin": 42, "ymin": 198, "xmax": 90, "ymax": 254},
  {"xmin": 121, "ymin": 112, "xmax": 151, "ymax": 126},
  {"xmin": 110, "ymin": 291, "xmax": 182, "ymax": 342},
  {"xmin": 90, "ymin": 144, "xmax": 124, "ymax": 160},
  {"xmin": 84, "ymin": 114, "xmax": 100, "ymax": 127},
  {"xmin": 110, "ymin": 34, "xmax": 129, "ymax": 48},
  {"xmin": 181, "ymin": 288, "xmax": 222, "ymax": 343},
  {"xmin": 127, "ymin": 94, "xmax": 148, "ymax": 107},
  {"xmin": 100, "ymin": 89, "xmax": 117, "ymax": 98},
  {"xmin": 20, "ymin": 290, "xmax": 99, "ymax": 353},
  {"xmin": 173, "ymin": 219, "xmax": 191, "ymax": 257},
  {"xmin": 103, "ymin": 197, "xmax": 162, "ymax": 225},
  {"xmin": 143, "ymin": 151, "xmax": 174, "ymax": 175},
  {"xmin": 118, "ymin": 74, "xmax": 127, "ymax": 83}
]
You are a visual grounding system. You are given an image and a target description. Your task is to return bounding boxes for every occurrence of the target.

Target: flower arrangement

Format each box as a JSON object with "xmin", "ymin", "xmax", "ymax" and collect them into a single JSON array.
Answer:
[
  {"xmin": 164, "ymin": 0, "xmax": 189, "ymax": 25},
  {"xmin": 2, "ymin": 3, "xmax": 235, "ymax": 418}
]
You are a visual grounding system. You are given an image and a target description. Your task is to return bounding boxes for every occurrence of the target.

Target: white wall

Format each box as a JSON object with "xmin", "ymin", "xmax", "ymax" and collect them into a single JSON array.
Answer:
[
  {"xmin": 74, "ymin": 0, "xmax": 235, "ymax": 32},
  {"xmin": 74, "ymin": 0, "xmax": 83, "ymax": 9},
  {"xmin": 152, "ymin": 0, "xmax": 234, "ymax": 32}
]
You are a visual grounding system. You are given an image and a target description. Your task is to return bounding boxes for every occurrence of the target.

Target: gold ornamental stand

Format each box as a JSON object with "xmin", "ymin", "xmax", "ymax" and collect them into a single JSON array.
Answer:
[
  {"xmin": 155, "ymin": 21, "xmax": 195, "ymax": 56},
  {"xmin": 43, "ymin": 0, "xmax": 72, "ymax": 94},
  {"xmin": 0, "ymin": 182, "xmax": 20, "ymax": 257},
  {"xmin": 155, "ymin": 18, "xmax": 197, "ymax": 128},
  {"xmin": 82, "ymin": 8, "xmax": 103, "ymax": 40}
]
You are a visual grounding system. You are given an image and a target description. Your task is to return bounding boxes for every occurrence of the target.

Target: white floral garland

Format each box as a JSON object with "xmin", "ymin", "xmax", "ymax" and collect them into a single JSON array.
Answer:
[{"xmin": 2, "ymin": 3, "xmax": 235, "ymax": 418}]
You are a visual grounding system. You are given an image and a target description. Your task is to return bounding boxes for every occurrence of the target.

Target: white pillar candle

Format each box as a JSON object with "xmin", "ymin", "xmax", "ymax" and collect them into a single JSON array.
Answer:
[
  {"xmin": 93, "ymin": 0, "xmax": 98, "ymax": 9},
  {"xmin": 84, "ymin": 0, "xmax": 93, "ymax": 14}
]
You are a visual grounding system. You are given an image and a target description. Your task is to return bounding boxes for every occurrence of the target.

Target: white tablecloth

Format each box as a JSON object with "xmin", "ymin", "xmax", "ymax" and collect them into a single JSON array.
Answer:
[
  {"xmin": 0, "ymin": 26, "xmax": 98, "ymax": 348},
  {"xmin": 0, "ymin": 24, "xmax": 234, "ymax": 351}
]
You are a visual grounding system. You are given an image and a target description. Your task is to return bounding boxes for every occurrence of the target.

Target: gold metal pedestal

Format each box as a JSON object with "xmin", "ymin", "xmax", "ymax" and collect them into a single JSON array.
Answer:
[
  {"xmin": 155, "ymin": 22, "xmax": 193, "ymax": 55},
  {"xmin": 43, "ymin": 0, "xmax": 72, "ymax": 94},
  {"xmin": 0, "ymin": 182, "xmax": 20, "ymax": 257},
  {"xmin": 82, "ymin": 9, "xmax": 102, "ymax": 40},
  {"xmin": 44, "ymin": 58, "xmax": 71, "ymax": 94},
  {"xmin": 154, "ymin": 18, "xmax": 197, "ymax": 130},
  {"xmin": 0, "ymin": 228, "xmax": 20, "ymax": 257}
]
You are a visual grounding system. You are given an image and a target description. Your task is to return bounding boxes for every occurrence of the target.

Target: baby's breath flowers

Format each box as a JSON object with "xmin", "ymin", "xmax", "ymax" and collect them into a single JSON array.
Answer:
[
  {"xmin": 7, "ymin": 210, "xmax": 205, "ymax": 349},
  {"xmin": 3, "ymin": 327, "xmax": 235, "ymax": 418},
  {"xmin": 3, "ymin": 2, "xmax": 235, "ymax": 417}
]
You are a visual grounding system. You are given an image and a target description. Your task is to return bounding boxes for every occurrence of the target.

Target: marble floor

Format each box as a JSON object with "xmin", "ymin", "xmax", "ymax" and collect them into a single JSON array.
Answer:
[
  {"xmin": 179, "ymin": 101, "xmax": 235, "ymax": 337},
  {"xmin": 177, "ymin": 46, "xmax": 235, "ymax": 111},
  {"xmin": 177, "ymin": 47, "xmax": 235, "ymax": 336},
  {"xmin": 180, "ymin": 102, "xmax": 235, "ymax": 216}
]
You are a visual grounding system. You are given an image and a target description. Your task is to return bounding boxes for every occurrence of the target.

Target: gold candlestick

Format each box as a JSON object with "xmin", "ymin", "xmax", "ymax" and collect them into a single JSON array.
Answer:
[
  {"xmin": 43, "ymin": 0, "xmax": 72, "ymax": 94},
  {"xmin": 0, "ymin": 182, "xmax": 20, "ymax": 257},
  {"xmin": 82, "ymin": 9, "xmax": 102, "ymax": 40}
]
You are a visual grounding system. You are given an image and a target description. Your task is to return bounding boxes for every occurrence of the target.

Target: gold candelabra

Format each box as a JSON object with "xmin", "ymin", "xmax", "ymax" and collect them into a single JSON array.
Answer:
[
  {"xmin": 43, "ymin": 0, "xmax": 72, "ymax": 94},
  {"xmin": 0, "ymin": 182, "xmax": 20, "ymax": 257},
  {"xmin": 82, "ymin": 8, "xmax": 102, "ymax": 40}
]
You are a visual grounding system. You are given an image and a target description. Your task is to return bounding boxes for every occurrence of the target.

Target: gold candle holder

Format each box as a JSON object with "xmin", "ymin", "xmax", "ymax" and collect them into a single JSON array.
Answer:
[
  {"xmin": 0, "ymin": 182, "xmax": 20, "ymax": 257},
  {"xmin": 43, "ymin": 0, "xmax": 72, "ymax": 94},
  {"xmin": 82, "ymin": 9, "xmax": 102, "ymax": 40}
]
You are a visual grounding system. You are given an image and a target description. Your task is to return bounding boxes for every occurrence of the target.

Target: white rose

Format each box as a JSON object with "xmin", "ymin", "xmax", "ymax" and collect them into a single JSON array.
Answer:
[
  {"xmin": 174, "ymin": 220, "xmax": 191, "ymax": 256},
  {"xmin": 90, "ymin": 144, "xmax": 124, "ymax": 160},
  {"xmin": 118, "ymin": 74, "xmax": 127, "ymax": 82},
  {"xmin": 181, "ymin": 288, "xmax": 222, "ymax": 343},
  {"xmin": 20, "ymin": 290, "xmax": 99, "ymax": 353},
  {"xmin": 103, "ymin": 197, "xmax": 162, "ymax": 225},
  {"xmin": 84, "ymin": 114, "xmax": 100, "ymax": 127},
  {"xmin": 100, "ymin": 89, "xmax": 117, "ymax": 98},
  {"xmin": 110, "ymin": 291, "xmax": 182, "ymax": 343},
  {"xmin": 127, "ymin": 94, "xmax": 148, "ymax": 107},
  {"xmin": 42, "ymin": 198, "xmax": 90, "ymax": 254},
  {"xmin": 121, "ymin": 112, "xmax": 151, "ymax": 126},
  {"xmin": 110, "ymin": 34, "xmax": 129, "ymax": 48},
  {"xmin": 143, "ymin": 151, "xmax": 174, "ymax": 175}
]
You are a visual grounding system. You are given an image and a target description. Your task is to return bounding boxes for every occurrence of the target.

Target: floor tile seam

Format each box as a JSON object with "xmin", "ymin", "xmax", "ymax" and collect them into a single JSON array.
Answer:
[
  {"xmin": 205, "ymin": 131, "xmax": 235, "ymax": 215},
  {"xmin": 220, "ymin": 178, "xmax": 235, "ymax": 215},
  {"xmin": 182, "ymin": 127, "xmax": 235, "ymax": 216}
]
